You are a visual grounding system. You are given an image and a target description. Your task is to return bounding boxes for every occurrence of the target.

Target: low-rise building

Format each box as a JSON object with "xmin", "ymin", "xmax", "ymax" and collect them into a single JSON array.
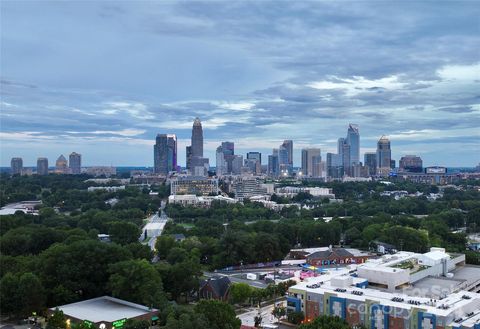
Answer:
[
  {"xmin": 168, "ymin": 194, "xmax": 236, "ymax": 207},
  {"xmin": 169, "ymin": 176, "xmax": 218, "ymax": 196},
  {"xmin": 48, "ymin": 296, "xmax": 159, "ymax": 328},
  {"xmin": 199, "ymin": 277, "xmax": 231, "ymax": 301},
  {"xmin": 282, "ymin": 246, "xmax": 374, "ymax": 266},
  {"xmin": 275, "ymin": 186, "xmax": 335, "ymax": 199},
  {"xmin": 87, "ymin": 186, "xmax": 126, "ymax": 192},
  {"xmin": 287, "ymin": 249, "xmax": 480, "ymax": 329}
]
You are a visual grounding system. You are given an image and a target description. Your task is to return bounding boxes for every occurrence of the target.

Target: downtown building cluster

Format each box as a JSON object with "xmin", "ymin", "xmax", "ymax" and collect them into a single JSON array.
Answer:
[
  {"xmin": 154, "ymin": 118, "xmax": 432, "ymax": 181},
  {"xmin": 10, "ymin": 152, "xmax": 82, "ymax": 175}
]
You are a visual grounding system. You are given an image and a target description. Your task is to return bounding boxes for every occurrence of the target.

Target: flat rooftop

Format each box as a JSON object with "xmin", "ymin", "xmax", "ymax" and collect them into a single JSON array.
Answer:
[{"xmin": 51, "ymin": 296, "xmax": 158, "ymax": 323}]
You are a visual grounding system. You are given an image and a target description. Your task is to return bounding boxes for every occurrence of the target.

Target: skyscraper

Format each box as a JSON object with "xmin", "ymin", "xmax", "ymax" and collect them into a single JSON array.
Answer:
[
  {"xmin": 278, "ymin": 145, "xmax": 290, "ymax": 174},
  {"xmin": 268, "ymin": 148, "xmax": 280, "ymax": 177},
  {"xmin": 37, "ymin": 157, "xmax": 49, "ymax": 175},
  {"xmin": 216, "ymin": 145, "xmax": 227, "ymax": 176},
  {"xmin": 56, "ymin": 155, "xmax": 68, "ymax": 174},
  {"xmin": 342, "ymin": 142, "xmax": 351, "ymax": 176},
  {"xmin": 364, "ymin": 152, "xmax": 377, "ymax": 176},
  {"xmin": 246, "ymin": 152, "xmax": 261, "ymax": 174},
  {"xmin": 154, "ymin": 134, "xmax": 177, "ymax": 175},
  {"xmin": 191, "ymin": 117, "xmax": 203, "ymax": 158},
  {"xmin": 327, "ymin": 153, "xmax": 343, "ymax": 179},
  {"xmin": 399, "ymin": 155, "xmax": 423, "ymax": 173},
  {"xmin": 231, "ymin": 155, "xmax": 243, "ymax": 175},
  {"xmin": 346, "ymin": 124, "xmax": 360, "ymax": 166},
  {"xmin": 69, "ymin": 152, "xmax": 82, "ymax": 174},
  {"xmin": 186, "ymin": 146, "xmax": 192, "ymax": 170},
  {"xmin": 282, "ymin": 140, "xmax": 293, "ymax": 167},
  {"xmin": 187, "ymin": 118, "xmax": 209, "ymax": 176},
  {"xmin": 301, "ymin": 148, "xmax": 321, "ymax": 177},
  {"xmin": 217, "ymin": 141, "xmax": 235, "ymax": 174},
  {"xmin": 11, "ymin": 157, "xmax": 23, "ymax": 175},
  {"xmin": 376, "ymin": 136, "xmax": 391, "ymax": 175}
]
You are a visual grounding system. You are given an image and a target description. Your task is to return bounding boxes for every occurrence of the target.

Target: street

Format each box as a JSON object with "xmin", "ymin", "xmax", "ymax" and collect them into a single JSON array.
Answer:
[
  {"xmin": 237, "ymin": 300, "xmax": 291, "ymax": 329},
  {"xmin": 141, "ymin": 201, "xmax": 170, "ymax": 251}
]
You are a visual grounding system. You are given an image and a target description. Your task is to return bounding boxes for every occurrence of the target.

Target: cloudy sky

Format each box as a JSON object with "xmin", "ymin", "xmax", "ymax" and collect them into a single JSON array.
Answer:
[{"xmin": 1, "ymin": 1, "xmax": 479, "ymax": 167}]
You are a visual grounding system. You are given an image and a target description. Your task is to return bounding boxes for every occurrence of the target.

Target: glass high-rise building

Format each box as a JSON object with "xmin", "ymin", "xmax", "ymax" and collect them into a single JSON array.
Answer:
[
  {"xmin": 399, "ymin": 155, "xmax": 423, "ymax": 173},
  {"xmin": 247, "ymin": 152, "xmax": 262, "ymax": 174},
  {"xmin": 301, "ymin": 148, "xmax": 321, "ymax": 177},
  {"xmin": 69, "ymin": 152, "xmax": 82, "ymax": 174},
  {"xmin": 186, "ymin": 146, "xmax": 192, "ymax": 170},
  {"xmin": 346, "ymin": 124, "xmax": 360, "ymax": 166},
  {"xmin": 376, "ymin": 136, "xmax": 391, "ymax": 175},
  {"xmin": 216, "ymin": 146, "xmax": 227, "ymax": 176},
  {"xmin": 154, "ymin": 134, "xmax": 177, "ymax": 175},
  {"xmin": 364, "ymin": 152, "xmax": 377, "ymax": 176},
  {"xmin": 11, "ymin": 157, "xmax": 23, "ymax": 175},
  {"xmin": 282, "ymin": 140, "xmax": 293, "ymax": 167},
  {"xmin": 191, "ymin": 117, "xmax": 203, "ymax": 158},
  {"xmin": 56, "ymin": 154, "xmax": 68, "ymax": 174},
  {"xmin": 268, "ymin": 154, "xmax": 279, "ymax": 177},
  {"xmin": 37, "ymin": 157, "xmax": 49, "ymax": 175}
]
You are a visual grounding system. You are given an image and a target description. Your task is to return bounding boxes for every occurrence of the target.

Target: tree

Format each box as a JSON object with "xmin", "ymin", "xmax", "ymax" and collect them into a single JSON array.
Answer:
[
  {"xmin": 298, "ymin": 315, "xmax": 350, "ymax": 329},
  {"xmin": 287, "ymin": 311, "xmax": 305, "ymax": 325},
  {"xmin": 18, "ymin": 272, "xmax": 45, "ymax": 316},
  {"xmin": 271, "ymin": 306, "xmax": 286, "ymax": 323},
  {"xmin": 194, "ymin": 300, "xmax": 241, "ymax": 329},
  {"xmin": 0, "ymin": 272, "xmax": 19, "ymax": 314},
  {"xmin": 108, "ymin": 221, "xmax": 141, "ymax": 245},
  {"xmin": 38, "ymin": 240, "xmax": 130, "ymax": 305},
  {"xmin": 124, "ymin": 319, "xmax": 150, "ymax": 329},
  {"xmin": 155, "ymin": 235, "xmax": 176, "ymax": 259},
  {"xmin": 229, "ymin": 283, "xmax": 252, "ymax": 305},
  {"xmin": 108, "ymin": 259, "xmax": 165, "ymax": 307},
  {"xmin": 46, "ymin": 308, "xmax": 67, "ymax": 329}
]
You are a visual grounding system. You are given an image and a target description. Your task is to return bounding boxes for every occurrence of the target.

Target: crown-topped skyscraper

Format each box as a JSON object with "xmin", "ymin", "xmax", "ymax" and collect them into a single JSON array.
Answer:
[
  {"xmin": 191, "ymin": 117, "xmax": 203, "ymax": 158},
  {"xmin": 187, "ymin": 117, "xmax": 209, "ymax": 176}
]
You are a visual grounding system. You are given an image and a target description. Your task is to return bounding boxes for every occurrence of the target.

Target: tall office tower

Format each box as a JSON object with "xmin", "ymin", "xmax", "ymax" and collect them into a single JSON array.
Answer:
[
  {"xmin": 278, "ymin": 145, "xmax": 290, "ymax": 174},
  {"xmin": 364, "ymin": 152, "xmax": 377, "ymax": 176},
  {"xmin": 221, "ymin": 141, "xmax": 234, "ymax": 156},
  {"xmin": 399, "ymin": 155, "xmax": 423, "ymax": 173},
  {"xmin": 246, "ymin": 152, "xmax": 262, "ymax": 174},
  {"xmin": 56, "ymin": 155, "xmax": 68, "ymax": 174},
  {"xmin": 337, "ymin": 138, "xmax": 345, "ymax": 156},
  {"xmin": 268, "ymin": 152, "xmax": 279, "ymax": 177},
  {"xmin": 218, "ymin": 141, "xmax": 235, "ymax": 174},
  {"xmin": 191, "ymin": 156, "xmax": 209, "ymax": 176},
  {"xmin": 186, "ymin": 146, "xmax": 192, "ymax": 170},
  {"xmin": 311, "ymin": 156, "xmax": 324, "ymax": 178},
  {"xmin": 342, "ymin": 142, "xmax": 351, "ymax": 176},
  {"xmin": 37, "ymin": 157, "xmax": 49, "ymax": 175},
  {"xmin": 390, "ymin": 159, "xmax": 396, "ymax": 169},
  {"xmin": 69, "ymin": 152, "xmax": 82, "ymax": 174},
  {"xmin": 215, "ymin": 145, "xmax": 227, "ymax": 176},
  {"xmin": 231, "ymin": 155, "xmax": 243, "ymax": 175},
  {"xmin": 282, "ymin": 140, "xmax": 293, "ymax": 167},
  {"xmin": 191, "ymin": 117, "xmax": 203, "ymax": 158},
  {"xmin": 346, "ymin": 124, "xmax": 360, "ymax": 166},
  {"xmin": 301, "ymin": 148, "xmax": 321, "ymax": 177},
  {"xmin": 11, "ymin": 157, "xmax": 23, "ymax": 175},
  {"xmin": 327, "ymin": 153, "xmax": 343, "ymax": 179},
  {"xmin": 376, "ymin": 136, "xmax": 391, "ymax": 175},
  {"xmin": 267, "ymin": 155, "xmax": 279, "ymax": 177},
  {"xmin": 301, "ymin": 149, "xmax": 308, "ymax": 175},
  {"xmin": 154, "ymin": 134, "xmax": 177, "ymax": 175}
]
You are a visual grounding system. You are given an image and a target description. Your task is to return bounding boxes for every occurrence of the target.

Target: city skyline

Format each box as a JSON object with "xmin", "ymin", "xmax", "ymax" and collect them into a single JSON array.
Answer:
[{"xmin": 1, "ymin": 1, "xmax": 479, "ymax": 167}]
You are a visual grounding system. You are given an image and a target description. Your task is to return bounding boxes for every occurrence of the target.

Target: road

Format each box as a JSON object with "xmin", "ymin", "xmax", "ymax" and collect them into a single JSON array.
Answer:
[
  {"xmin": 237, "ymin": 300, "xmax": 290, "ymax": 328},
  {"xmin": 204, "ymin": 271, "xmax": 268, "ymax": 289},
  {"xmin": 141, "ymin": 201, "xmax": 170, "ymax": 251}
]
